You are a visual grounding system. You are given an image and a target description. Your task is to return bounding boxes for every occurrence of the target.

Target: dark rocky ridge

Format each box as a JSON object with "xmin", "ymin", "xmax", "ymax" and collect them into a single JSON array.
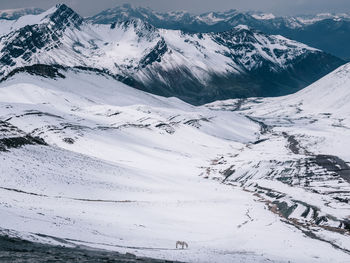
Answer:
[{"xmin": 0, "ymin": 64, "xmax": 66, "ymax": 81}]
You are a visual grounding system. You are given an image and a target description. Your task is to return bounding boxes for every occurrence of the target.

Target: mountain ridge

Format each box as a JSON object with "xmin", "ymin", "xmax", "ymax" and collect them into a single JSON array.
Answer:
[
  {"xmin": 88, "ymin": 4, "xmax": 350, "ymax": 60},
  {"xmin": 0, "ymin": 4, "xmax": 344, "ymax": 104}
]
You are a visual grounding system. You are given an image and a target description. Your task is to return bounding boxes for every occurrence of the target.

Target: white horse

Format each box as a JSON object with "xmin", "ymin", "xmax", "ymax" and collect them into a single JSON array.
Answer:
[{"xmin": 176, "ymin": 241, "xmax": 188, "ymax": 249}]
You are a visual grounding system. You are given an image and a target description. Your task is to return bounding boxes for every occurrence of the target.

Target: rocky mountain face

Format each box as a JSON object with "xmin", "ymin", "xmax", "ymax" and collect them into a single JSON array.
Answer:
[
  {"xmin": 0, "ymin": 4, "xmax": 344, "ymax": 104},
  {"xmin": 0, "ymin": 5, "xmax": 83, "ymax": 69},
  {"xmin": 89, "ymin": 4, "xmax": 350, "ymax": 60}
]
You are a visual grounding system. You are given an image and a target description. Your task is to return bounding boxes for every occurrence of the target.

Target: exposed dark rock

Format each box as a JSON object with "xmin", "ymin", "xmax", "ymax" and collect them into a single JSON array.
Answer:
[
  {"xmin": 63, "ymin": 138, "xmax": 75, "ymax": 144},
  {"xmin": 50, "ymin": 4, "xmax": 84, "ymax": 29},
  {"xmin": 0, "ymin": 136, "xmax": 47, "ymax": 151},
  {"xmin": 1, "ymin": 64, "xmax": 66, "ymax": 81},
  {"xmin": 315, "ymin": 155, "xmax": 350, "ymax": 183},
  {"xmin": 0, "ymin": 235, "xmax": 182, "ymax": 263},
  {"xmin": 0, "ymin": 120, "xmax": 47, "ymax": 151},
  {"xmin": 139, "ymin": 39, "xmax": 168, "ymax": 68}
]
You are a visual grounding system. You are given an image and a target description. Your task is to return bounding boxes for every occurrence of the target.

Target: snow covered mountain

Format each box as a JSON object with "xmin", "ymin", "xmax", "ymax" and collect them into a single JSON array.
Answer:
[
  {"xmin": 89, "ymin": 4, "xmax": 350, "ymax": 30},
  {"xmin": 0, "ymin": 4, "xmax": 343, "ymax": 105},
  {"xmin": 89, "ymin": 4, "xmax": 350, "ymax": 60},
  {"xmin": 0, "ymin": 61, "xmax": 350, "ymax": 262},
  {"xmin": 0, "ymin": 7, "xmax": 43, "ymax": 20}
]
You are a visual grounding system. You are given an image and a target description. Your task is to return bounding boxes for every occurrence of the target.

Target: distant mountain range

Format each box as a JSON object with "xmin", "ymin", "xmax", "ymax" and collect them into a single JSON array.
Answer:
[
  {"xmin": 0, "ymin": 4, "xmax": 344, "ymax": 104},
  {"xmin": 0, "ymin": 7, "xmax": 43, "ymax": 20},
  {"xmin": 88, "ymin": 4, "xmax": 350, "ymax": 60}
]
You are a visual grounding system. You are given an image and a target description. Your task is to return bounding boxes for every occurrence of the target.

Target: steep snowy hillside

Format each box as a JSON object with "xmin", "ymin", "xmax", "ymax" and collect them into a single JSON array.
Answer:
[
  {"xmin": 0, "ymin": 65, "xmax": 350, "ymax": 263},
  {"xmin": 209, "ymin": 62, "xmax": 350, "ymax": 120},
  {"xmin": 0, "ymin": 4, "xmax": 343, "ymax": 104},
  {"xmin": 255, "ymin": 62, "xmax": 350, "ymax": 116},
  {"xmin": 89, "ymin": 4, "xmax": 350, "ymax": 60}
]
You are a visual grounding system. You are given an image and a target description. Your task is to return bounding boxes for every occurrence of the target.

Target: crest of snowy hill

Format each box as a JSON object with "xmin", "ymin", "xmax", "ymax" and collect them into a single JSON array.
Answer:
[
  {"xmin": 245, "ymin": 62, "xmax": 350, "ymax": 117},
  {"xmin": 0, "ymin": 4, "xmax": 344, "ymax": 104},
  {"xmin": 88, "ymin": 4, "xmax": 350, "ymax": 60},
  {"xmin": 0, "ymin": 7, "xmax": 43, "ymax": 20}
]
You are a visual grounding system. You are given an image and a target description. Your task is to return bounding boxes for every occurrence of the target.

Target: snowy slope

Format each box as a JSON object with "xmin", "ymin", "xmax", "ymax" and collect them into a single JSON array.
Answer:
[
  {"xmin": 204, "ymin": 63, "xmax": 350, "ymax": 243},
  {"xmin": 200, "ymin": 63, "xmax": 350, "ymax": 261},
  {"xmin": 0, "ymin": 66, "xmax": 350, "ymax": 262},
  {"xmin": 0, "ymin": 4, "xmax": 343, "ymax": 104},
  {"xmin": 206, "ymin": 62, "xmax": 350, "ymax": 162},
  {"xmin": 211, "ymin": 62, "xmax": 350, "ymax": 121},
  {"xmin": 271, "ymin": 62, "xmax": 350, "ymax": 116},
  {"xmin": 241, "ymin": 62, "xmax": 350, "ymax": 159}
]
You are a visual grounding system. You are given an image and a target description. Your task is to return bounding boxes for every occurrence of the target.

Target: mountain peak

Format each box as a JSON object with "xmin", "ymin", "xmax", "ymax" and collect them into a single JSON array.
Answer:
[
  {"xmin": 55, "ymin": 3, "xmax": 67, "ymax": 9},
  {"xmin": 47, "ymin": 3, "xmax": 83, "ymax": 28},
  {"xmin": 117, "ymin": 18, "xmax": 158, "ymax": 33}
]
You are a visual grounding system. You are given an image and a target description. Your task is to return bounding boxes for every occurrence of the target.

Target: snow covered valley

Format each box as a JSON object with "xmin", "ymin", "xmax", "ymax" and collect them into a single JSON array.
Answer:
[{"xmin": 0, "ymin": 65, "xmax": 350, "ymax": 262}]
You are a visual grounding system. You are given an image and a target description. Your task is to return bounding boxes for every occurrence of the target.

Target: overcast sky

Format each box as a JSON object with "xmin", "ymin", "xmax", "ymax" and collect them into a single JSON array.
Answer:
[{"xmin": 0, "ymin": 0, "xmax": 350, "ymax": 16}]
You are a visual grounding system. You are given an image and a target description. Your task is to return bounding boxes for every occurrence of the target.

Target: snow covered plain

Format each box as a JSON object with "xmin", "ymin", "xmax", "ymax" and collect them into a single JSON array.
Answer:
[{"xmin": 0, "ymin": 66, "xmax": 349, "ymax": 262}]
